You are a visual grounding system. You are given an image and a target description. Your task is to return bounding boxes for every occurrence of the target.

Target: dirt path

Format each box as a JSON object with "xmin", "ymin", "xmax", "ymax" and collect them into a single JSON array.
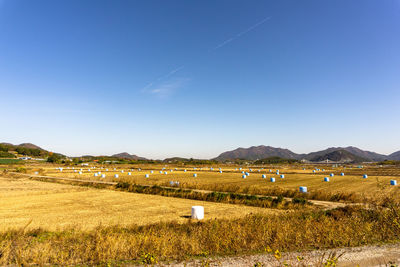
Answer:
[
  {"xmin": 10, "ymin": 172, "xmax": 352, "ymax": 209},
  {"xmin": 163, "ymin": 243, "xmax": 400, "ymax": 267}
]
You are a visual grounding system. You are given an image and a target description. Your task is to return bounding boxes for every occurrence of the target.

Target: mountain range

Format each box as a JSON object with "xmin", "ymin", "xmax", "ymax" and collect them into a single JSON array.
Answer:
[
  {"xmin": 111, "ymin": 152, "xmax": 147, "ymax": 160},
  {"xmin": 2, "ymin": 142, "xmax": 400, "ymax": 163},
  {"xmin": 214, "ymin": 145, "xmax": 400, "ymax": 163}
]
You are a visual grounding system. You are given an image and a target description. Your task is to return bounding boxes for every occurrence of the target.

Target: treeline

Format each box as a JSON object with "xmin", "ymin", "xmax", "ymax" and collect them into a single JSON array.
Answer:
[
  {"xmin": 163, "ymin": 157, "xmax": 219, "ymax": 165},
  {"xmin": 378, "ymin": 160, "xmax": 400, "ymax": 165},
  {"xmin": 0, "ymin": 151, "xmax": 16, "ymax": 158},
  {"xmin": 254, "ymin": 156, "xmax": 299, "ymax": 164},
  {"xmin": 115, "ymin": 182, "xmax": 311, "ymax": 209},
  {"xmin": 70, "ymin": 156, "xmax": 158, "ymax": 164},
  {"xmin": 0, "ymin": 144, "xmax": 47, "ymax": 157},
  {"xmin": 70, "ymin": 156, "xmax": 219, "ymax": 165}
]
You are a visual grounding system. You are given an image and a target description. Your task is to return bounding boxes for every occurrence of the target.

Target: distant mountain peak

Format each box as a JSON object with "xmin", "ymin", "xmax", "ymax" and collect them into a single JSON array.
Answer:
[
  {"xmin": 18, "ymin": 143, "xmax": 44, "ymax": 150},
  {"xmin": 111, "ymin": 152, "xmax": 147, "ymax": 160},
  {"xmin": 308, "ymin": 149, "xmax": 368, "ymax": 163},
  {"xmin": 215, "ymin": 145, "xmax": 389, "ymax": 162},
  {"xmin": 214, "ymin": 145, "xmax": 300, "ymax": 161}
]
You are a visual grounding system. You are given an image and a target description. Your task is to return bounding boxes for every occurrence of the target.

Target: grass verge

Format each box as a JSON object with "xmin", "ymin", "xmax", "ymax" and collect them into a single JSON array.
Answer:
[{"xmin": 0, "ymin": 204, "xmax": 399, "ymax": 265}]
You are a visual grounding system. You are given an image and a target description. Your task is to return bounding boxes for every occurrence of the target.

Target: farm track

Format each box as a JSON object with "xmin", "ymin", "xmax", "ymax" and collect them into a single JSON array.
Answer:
[
  {"xmin": 9, "ymin": 172, "xmax": 353, "ymax": 209},
  {"xmin": 164, "ymin": 243, "xmax": 400, "ymax": 267}
]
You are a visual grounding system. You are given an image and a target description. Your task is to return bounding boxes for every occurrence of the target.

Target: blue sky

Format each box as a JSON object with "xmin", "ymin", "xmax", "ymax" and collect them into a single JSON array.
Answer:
[{"xmin": 1, "ymin": 0, "xmax": 399, "ymax": 159}]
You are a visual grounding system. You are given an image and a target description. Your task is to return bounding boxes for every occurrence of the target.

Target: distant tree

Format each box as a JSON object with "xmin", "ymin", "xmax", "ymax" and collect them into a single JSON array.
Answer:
[
  {"xmin": 0, "ymin": 144, "xmax": 9, "ymax": 152},
  {"xmin": 0, "ymin": 151, "xmax": 16, "ymax": 158},
  {"xmin": 47, "ymin": 153, "xmax": 63, "ymax": 163}
]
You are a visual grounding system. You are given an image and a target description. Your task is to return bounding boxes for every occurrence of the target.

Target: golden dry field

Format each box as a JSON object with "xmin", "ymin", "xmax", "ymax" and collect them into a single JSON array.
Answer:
[
  {"xmin": 34, "ymin": 164, "xmax": 400, "ymax": 201},
  {"xmin": 1, "ymin": 163, "xmax": 400, "ymax": 265},
  {"xmin": 0, "ymin": 175, "xmax": 280, "ymax": 230}
]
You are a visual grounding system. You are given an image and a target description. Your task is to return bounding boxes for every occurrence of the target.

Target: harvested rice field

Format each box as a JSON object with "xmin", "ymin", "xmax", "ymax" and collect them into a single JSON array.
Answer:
[
  {"xmin": 37, "ymin": 164, "xmax": 400, "ymax": 201},
  {"xmin": 0, "ymin": 176, "xmax": 281, "ymax": 230}
]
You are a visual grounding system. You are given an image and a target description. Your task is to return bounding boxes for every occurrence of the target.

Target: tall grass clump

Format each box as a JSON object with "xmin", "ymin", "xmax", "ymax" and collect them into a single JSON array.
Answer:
[
  {"xmin": 115, "ymin": 182, "xmax": 311, "ymax": 209},
  {"xmin": 0, "ymin": 204, "xmax": 400, "ymax": 265}
]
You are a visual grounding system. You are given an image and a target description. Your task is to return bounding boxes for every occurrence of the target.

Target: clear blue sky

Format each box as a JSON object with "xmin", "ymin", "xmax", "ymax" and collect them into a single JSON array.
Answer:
[{"xmin": 1, "ymin": 0, "xmax": 399, "ymax": 159}]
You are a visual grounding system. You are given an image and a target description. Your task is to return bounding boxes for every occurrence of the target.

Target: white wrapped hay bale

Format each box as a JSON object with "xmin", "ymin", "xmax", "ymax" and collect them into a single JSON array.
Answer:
[
  {"xmin": 299, "ymin": 186, "xmax": 307, "ymax": 193},
  {"xmin": 270, "ymin": 177, "xmax": 275, "ymax": 182},
  {"xmin": 330, "ymin": 173, "xmax": 334, "ymax": 177},
  {"xmin": 101, "ymin": 174, "xmax": 106, "ymax": 178},
  {"xmin": 191, "ymin": 206, "xmax": 204, "ymax": 220},
  {"xmin": 193, "ymin": 173, "xmax": 197, "ymax": 177},
  {"xmin": 262, "ymin": 174, "xmax": 266, "ymax": 179},
  {"xmin": 341, "ymin": 173, "xmax": 345, "ymax": 176},
  {"xmin": 363, "ymin": 174, "xmax": 368, "ymax": 179},
  {"xmin": 145, "ymin": 174, "xmax": 149, "ymax": 178},
  {"xmin": 94, "ymin": 173, "xmax": 98, "ymax": 177},
  {"xmin": 128, "ymin": 172, "xmax": 131, "ymax": 175},
  {"xmin": 390, "ymin": 180, "xmax": 397, "ymax": 186},
  {"xmin": 150, "ymin": 170, "xmax": 154, "ymax": 174},
  {"xmin": 242, "ymin": 175, "xmax": 246, "ymax": 179},
  {"xmin": 114, "ymin": 174, "xmax": 119, "ymax": 178},
  {"xmin": 78, "ymin": 171, "xmax": 82, "ymax": 175},
  {"xmin": 324, "ymin": 177, "xmax": 330, "ymax": 182},
  {"xmin": 280, "ymin": 174, "xmax": 285, "ymax": 179}
]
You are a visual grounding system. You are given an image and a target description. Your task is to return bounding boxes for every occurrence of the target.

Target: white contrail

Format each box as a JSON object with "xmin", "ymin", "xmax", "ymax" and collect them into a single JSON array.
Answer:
[
  {"xmin": 141, "ymin": 65, "xmax": 185, "ymax": 92},
  {"xmin": 141, "ymin": 16, "xmax": 271, "ymax": 93},
  {"xmin": 213, "ymin": 16, "xmax": 271, "ymax": 50}
]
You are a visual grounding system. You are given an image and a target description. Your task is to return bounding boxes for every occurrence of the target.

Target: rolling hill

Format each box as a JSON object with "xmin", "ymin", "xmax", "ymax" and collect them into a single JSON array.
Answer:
[
  {"xmin": 308, "ymin": 149, "xmax": 368, "ymax": 163},
  {"xmin": 214, "ymin": 145, "xmax": 301, "ymax": 161},
  {"xmin": 215, "ymin": 145, "xmax": 390, "ymax": 162},
  {"xmin": 111, "ymin": 152, "xmax": 147, "ymax": 160},
  {"xmin": 388, "ymin": 151, "xmax": 400, "ymax": 161}
]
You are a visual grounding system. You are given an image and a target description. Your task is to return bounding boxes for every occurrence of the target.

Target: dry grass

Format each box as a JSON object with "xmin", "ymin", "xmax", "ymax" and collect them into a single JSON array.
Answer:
[
  {"xmin": 1, "ymin": 164, "xmax": 400, "ymax": 265},
  {"xmin": 0, "ymin": 205, "xmax": 399, "ymax": 265},
  {"xmin": 36, "ymin": 164, "xmax": 400, "ymax": 202},
  {"xmin": 0, "ymin": 176, "xmax": 281, "ymax": 231}
]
